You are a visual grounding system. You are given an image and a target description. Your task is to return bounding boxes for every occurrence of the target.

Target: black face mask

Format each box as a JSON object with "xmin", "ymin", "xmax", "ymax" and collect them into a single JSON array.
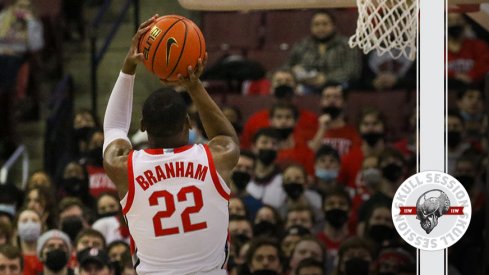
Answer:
[
  {"xmin": 253, "ymin": 221, "xmax": 277, "ymax": 237},
  {"xmin": 382, "ymin": 163, "xmax": 403, "ymax": 182},
  {"xmin": 344, "ymin": 258, "xmax": 370, "ymax": 275},
  {"xmin": 325, "ymin": 209, "xmax": 348, "ymax": 229},
  {"xmin": 367, "ymin": 224, "xmax": 396, "ymax": 244},
  {"xmin": 233, "ymin": 233, "xmax": 250, "ymax": 244},
  {"xmin": 98, "ymin": 211, "xmax": 120, "ymax": 219},
  {"xmin": 44, "ymin": 249, "xmax": 68, "ymax": 272},
  {"xmin": 111, "ymin": 260, "xmax": 122, "ymax": 275},
  {"xmin": 88, "ymin": 147, "xmax": 103, "ymax": 166},
  {"xmin": 61, "ymin": 216, "xmax": 84, "ymax": 242},
  {"xmin": 448, "ymin": 25, "xmax": 464, "ymax": 39},
  {"xmin": 322, "ymin": 106, "xmax": 342, "ymax": 120},
  {"xmin": 362, "ymin": 132, "xmax": 384, "ymax": 147},
  {"xmin": 274, "ymin": 85, "xmax": 294, "ymax": 99},
  {"xmin": 283, "ymin": 183, "xmax": 304, "ymax": 200},
  {"xmin": 62, "ymin": 177, "xmax": 87, "ymax": 196},
  {"xmin": 274, "ymin": 127, "xmax": 294, "ymax": 140},
  {"xmin": 447, "ymin": 131, "xmax": 462, "ymax": 148},
  {"xmin": 456, "ymin": 175, "xmax": 475, "ymax": 191},
  {"xmin": 74, "ymin": 126, "xmax": 95, "ymax": 141},
  {"xmin": 257, "ymin": 149, "xmax": 277, "ymax": 166},
  {"xmin": 232, "ymin": 171, "xmax": 251, "ymax": 191},
  {"xmin": 252, "ymin": 269, "xmax": 279, "ymax": 275}
]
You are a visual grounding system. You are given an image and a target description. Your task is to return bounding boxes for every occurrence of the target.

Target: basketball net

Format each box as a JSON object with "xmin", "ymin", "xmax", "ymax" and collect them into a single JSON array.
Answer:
[{"xmin": 349, "ymin": 0, "xmax": 418, "ymax": 60}]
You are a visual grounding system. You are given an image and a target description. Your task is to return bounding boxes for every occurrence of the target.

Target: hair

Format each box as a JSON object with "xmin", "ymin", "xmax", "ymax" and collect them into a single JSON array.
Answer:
[
  {"xmin": 245, "ymin": 238, "xmax": 284, "ymax": 268},
  {"xmin": 312, "ymin": 9, "xmax": 336, "ymax": 24},
  {"xmin": 75, "ymin": 228, "xmax": 106, "ymax": 249},
  {"xmin": 24, "ymin": 185, "xmax": 57, "ymax": 229},
  {"xmin": 142, "ymin": 88, "xmax": 188, "ymax": 138},
  {"xmin": 295, "ymin": 257, "xmax": 324, "ymax": 274},
  {"xmin": 221, "ymin": 105, "xmax": 243, "ymax": 123},
  {"xmin": 255, "ymin": 204, "xmax": 283, "ymax": 227},
  {"xmin": 0, "ymin": 222, "xmax": 13, "ymax": 244},
  {"xmin": 240, "ymin": 149, "xmax": 256, "ymax": 163},
  {"xmin": 322, "ymin": 80, "xmax": 349, "ymax": 99},
  {"xmin": 26, "ymin": 170, "xmax": 53, "ymax": 190},
  {"xmin": 269, "ymin": 102, "xmax": 299, "ymax": 120},
  {"xmin": 73, "ymin": 107, "xmax": 101, "ymax": 129},
  {"xmin": 456, "ymin": 84, "xmax": 484, "ymax": 100},
  {"xmin": 252, "ymin": 128, "xmax": 280, "ymax": 144},
  {"xmin": 287, "ymin": 205, "xmax": 315, "ymax": 224},
  {"xmin": 0, "ymin": 244, "xmax": 23, "ymax": 270},
  {"xmin": 96, "ymin": 192, "xmax": 120, "ymax": 207},
  {"xmin": 358, "ymin": 107, "xmax": 386, "ymax": 128},
  {"xmin": 107, "ymin": 240, "xmax": 129, "ymax": 255},
  {"xmin": 58, "ymin": 197, "xmax": 86, "ymax": 217},
  {"xmin": 229, "ymin": 197, "xmax": 249, "ymax": 218},
  {"xmin": 379, "ymin": 147, "xmax": 406, "ymax": 166},
  {"xmin": 315, "ymin": 144, "xmax": 340, "ymax": 161},
  {"xmin": 324, "ymin": 186, "xmax": 352, "ymax": 208},
  {"xmin": 271, "ymin": 68, "xmax": 297, "ymax": 85},
  {"xmin": 283, "ymin": 164, "xmax": 308, "ymax": 182},
  {"xmin": 336, "ymin": 237, "xmax": 376, "ymax": 275},
  {"xmin": 290, "ymin": 236, "xmax": 327, "ymax": 264}
]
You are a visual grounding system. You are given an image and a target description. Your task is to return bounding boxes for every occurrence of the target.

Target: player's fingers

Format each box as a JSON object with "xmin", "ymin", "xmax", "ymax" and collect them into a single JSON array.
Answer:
[{"xmin": 139, "ymin": 14, "xmax": 158, "ymax": 29}]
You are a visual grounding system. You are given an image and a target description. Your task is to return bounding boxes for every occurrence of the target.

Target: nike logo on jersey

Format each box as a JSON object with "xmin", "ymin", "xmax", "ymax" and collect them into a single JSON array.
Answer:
[{"xmin": 166, "ymin": 37, "xmax": 178, "ymax": 66}]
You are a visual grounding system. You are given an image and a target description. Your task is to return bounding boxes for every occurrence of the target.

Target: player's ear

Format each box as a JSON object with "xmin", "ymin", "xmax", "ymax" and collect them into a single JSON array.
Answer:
[{"xmin": 140, "ymin": 118, "xmax": 146, "ymax": 132}]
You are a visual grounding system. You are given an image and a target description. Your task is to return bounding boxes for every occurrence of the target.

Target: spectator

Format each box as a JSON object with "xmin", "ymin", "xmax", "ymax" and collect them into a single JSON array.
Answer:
[
  {"xmin": 222, "ymin": 105, "xmax": 243, "ymax": 135},
  {"xmin": 230, "ymin": 150, "xmax": 263, "ymax": 220},
  {"xmin": 338, "ymin": 108, "xmax": 387, "ymax": 192},
  {"xmin": 363, "ymin": 204, "xmax": 397, "ymax": 247},
  {"xmin": 58, "ymin": 197, "xmax": 90, "ymax": 243},
  {"xmin": 240, "ymin": 69, "xmax": 318, "ymax": 149},
  {"xmin": 0, "ymin": 222, "xmax": 13, "ymax": 245},
  {"xmin": 229, "ymin": 215, "xmax": 253, "ymax": 247},
  {"xmin": 280, "ymin": 225, "xmax": 311, "ymax": 259},
  {"xmin": 253, "ymin": 205, "xmax": 283, "ymax": 240},
  {"xmin": 456, "ymin": 86, "xmax": 487, "ymax": 145},
  {"xmin": 313, "ymin": 145, "xmax": 341, "ymax": 196},
  {"xmin": 335, "ymin": 237, "xmax": 376, "ymax": 275},
  {"xmin": 37, "ymin": 230, "xmax": 73, "ymax": 275},
  {"xmin": 246, "ymin": 128, "xmax": 283, "ymax": 208},
  {"xmin": 270, "ymin": 102, "xmax": 316, "ymax": 175},
  {"xmin": 246, "ymin": 238, "xmax": 284, "ymax": 275},
  {"xmin": 0, "ymin": 244, "xmax": 23, "ymax": 275},
  {"xmin": 106, "ymin": 240, "xmax": 129, "ymax": 263},
  {"xmin": 375, "ymin": 247, "xmax": 415, "ymax": 275},
  {"xmin": 286, "ymin": 11, "xmax": 361, "ymax": 94},
  {"xmin": 26, "ymin": 170, "xmax": 54, "ymax": 190},
  {"xmin": 71, "ymin": 108, "xmax": 100, "ymax": 159},
  {"xmin": 285, "ymin": 205, "xmax": 315, "ymax": 232},
  {"xmin": 447, "ymin": 110, "xmax": 471, "ymax": 174},
  {"xmin": 308, "ymin": 83, "xmax": 361, "ymax": 157},
  {"xmin": 229, "ymin": 197, "xmax": 248, "ymax": 218},
  {"xmin": 24, "ymin": 185, "xmax": 57, "ymax": 229},
  {"xmin": 278, "ymin": 164, "xmax": 322, "ymax": 226},
  {"xmin": 288, "ymin": 236, "xmax": 326, "ymax": 275},
  {"xmin": 447, "ymin": 13, "xmax": 489, "ymax": 87},
  {"xmin": 74, "ymin": 229, "xmax": 106, "ymax": 252},
  {"xmin": 16, "ymin": 208, "xmax": 43, "ymax": 275},
  {"xmin": 295, "ymin": 258, "xmax": 325, "ymax": 275},
  {"xmin": 95, "ymin": 193, "xmax": 120, "ymax": 219},
  {"xmin": 317, "ymin": 187, "xmax": 352, "ymax": 264},
  {"xmin": 77, "ymin": 247, "xmax": 114, "ymax": 275},
  {"xmin": 59, "ymin": 161, "xmax": 93, "ymax": 208}
]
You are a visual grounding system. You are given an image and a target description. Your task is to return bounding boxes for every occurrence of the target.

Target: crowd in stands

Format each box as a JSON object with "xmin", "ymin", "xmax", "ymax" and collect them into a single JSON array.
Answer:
[{"xmin": 0, "ymin": 5, "xmax": 488, "ymax": 275}]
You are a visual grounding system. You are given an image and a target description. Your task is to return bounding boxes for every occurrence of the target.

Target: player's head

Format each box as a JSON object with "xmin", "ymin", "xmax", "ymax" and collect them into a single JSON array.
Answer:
[{"xmin": 141, "ymin": 88, "xmax": 190, "ymax": 143}]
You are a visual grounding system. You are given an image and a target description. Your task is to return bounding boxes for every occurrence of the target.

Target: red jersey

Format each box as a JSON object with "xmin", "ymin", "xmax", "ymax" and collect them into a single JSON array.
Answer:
[
  {"xmin": 85, "ymin": 165, "xmax": 117, "ymax": 197},
  {"xmin": 447, "ymin": 39, "xmax": 489, "ymax": 83},
  {"xmin": 322, "ymin": 125, "xmax": 361, "ymax": 157}
]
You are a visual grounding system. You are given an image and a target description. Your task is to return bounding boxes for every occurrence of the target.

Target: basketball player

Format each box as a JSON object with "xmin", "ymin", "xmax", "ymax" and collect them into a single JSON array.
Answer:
[{"xmin": 102, "ymin": 15, "xmax": 239, "ymax": 274}]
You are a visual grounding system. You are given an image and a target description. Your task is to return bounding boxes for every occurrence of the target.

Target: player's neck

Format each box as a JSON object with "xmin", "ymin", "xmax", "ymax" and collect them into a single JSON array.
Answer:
[{"xmin": 148, "ymin": 134, "xmax": 188, "ymax": 149}]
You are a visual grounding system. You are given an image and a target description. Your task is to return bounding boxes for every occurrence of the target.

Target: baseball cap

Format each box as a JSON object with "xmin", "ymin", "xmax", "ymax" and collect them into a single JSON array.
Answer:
[{"xmin": 77, "ymin": 247, "xmax": 111, "ymax": 269}]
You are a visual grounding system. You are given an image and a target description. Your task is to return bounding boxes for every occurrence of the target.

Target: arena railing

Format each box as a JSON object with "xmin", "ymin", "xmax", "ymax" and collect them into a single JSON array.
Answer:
[
  {"xmin": 89, "ymin": 0, "xmax": 140, "ymax": 117},
  {"xmin": 0, "ymin": 145, "xmax": 29, "ymax": 190}
]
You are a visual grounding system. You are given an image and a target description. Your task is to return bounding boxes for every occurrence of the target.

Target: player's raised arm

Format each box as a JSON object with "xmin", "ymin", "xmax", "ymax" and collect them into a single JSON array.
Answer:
[{"xmin": 103, "ymin": 15, "xmax": 158, "ymax": 197}]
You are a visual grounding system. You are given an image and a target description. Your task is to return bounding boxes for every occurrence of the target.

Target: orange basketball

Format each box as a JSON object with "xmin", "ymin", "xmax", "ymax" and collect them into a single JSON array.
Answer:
[{"xmin": 138, "ymin": 15, "xmax": 206, "ymax": 81}]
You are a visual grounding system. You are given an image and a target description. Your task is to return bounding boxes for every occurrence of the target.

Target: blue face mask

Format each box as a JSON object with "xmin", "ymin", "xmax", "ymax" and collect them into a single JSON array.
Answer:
[
  {"xmin": 188, "ymin": 128, "xmax": 197, "ymax": 144},
  {"xmin": 315, "ymin": 168, "xmax": 338, "ymax": 181}
]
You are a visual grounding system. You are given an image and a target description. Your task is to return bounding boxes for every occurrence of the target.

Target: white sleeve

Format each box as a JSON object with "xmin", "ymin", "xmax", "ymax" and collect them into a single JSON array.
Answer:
[{"xmin": 103, "ymin": 71, "xmax": 134, "ymax": 155}]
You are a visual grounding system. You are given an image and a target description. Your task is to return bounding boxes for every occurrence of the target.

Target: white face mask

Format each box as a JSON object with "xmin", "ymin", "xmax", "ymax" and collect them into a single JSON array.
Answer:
[{"xmin": 18, "ymin": 221, "xmax": 41, "ymax": 242}]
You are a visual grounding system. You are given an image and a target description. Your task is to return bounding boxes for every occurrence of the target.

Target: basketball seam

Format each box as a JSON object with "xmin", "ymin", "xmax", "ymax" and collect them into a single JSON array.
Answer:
[
  {"xmin": 150, "ymin": 18, "xmax": 185, "ymax": 74},
  {"xmin": 164, "ymin": 19, "xmax": 189, "ymax": 80}
]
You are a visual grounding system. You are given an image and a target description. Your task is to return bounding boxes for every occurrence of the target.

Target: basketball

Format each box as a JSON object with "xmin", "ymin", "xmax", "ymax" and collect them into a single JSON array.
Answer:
[{"xmin": 138, "ymin": 15, "xmax": 206, "ymax": 81}]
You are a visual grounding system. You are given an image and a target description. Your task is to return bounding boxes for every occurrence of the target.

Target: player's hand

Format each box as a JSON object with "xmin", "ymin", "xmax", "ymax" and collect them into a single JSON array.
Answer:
[
  {"xmin": 122, "ymin": 14, "xmax": 158, "ymax": 74},
  {"xmin": 160, "ymin": 53, "xmax": 208, "ymax": 91}
]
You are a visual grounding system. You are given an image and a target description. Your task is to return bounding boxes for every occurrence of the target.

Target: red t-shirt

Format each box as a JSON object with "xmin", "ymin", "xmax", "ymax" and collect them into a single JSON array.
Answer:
[
  {"xmin": 337, "ymin": 146, "xmax": 364, "ymax": 190},
  {"xmin": 322, "ymin": 125, "xmax": 361, "ymax": 157},
  {"xmin": 276, "ymin": 144, "xmax": 315, "ymax": 176},
  {"xmin": 85, "ymin": 165, "xmax": 117, "ymax": 197},
  {"xmin": 23, "ymin": 254, "xmax": 43, "ymax": 275},
  {"xmin": 240, "ymin": 109, "xmax": 318, "ymax": 149},
  {"xmin": 447, "ymin": 39, "xmax": 489, "ymax": 83}
]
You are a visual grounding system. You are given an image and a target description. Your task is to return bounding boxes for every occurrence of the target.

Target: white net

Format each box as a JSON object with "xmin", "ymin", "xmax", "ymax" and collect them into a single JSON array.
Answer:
[{"xmin": 349, "ymin": 0, "xmax": 418, "ymax": 60}]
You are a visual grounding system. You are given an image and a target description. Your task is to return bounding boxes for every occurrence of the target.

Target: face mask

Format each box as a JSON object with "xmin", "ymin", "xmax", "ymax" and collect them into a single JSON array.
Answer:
[
  {"xmin": 362, "ymin": 168, "xmax": 382, "ymax": 186},
  {"xmin": 322, "ymin": 106, "xmax": 342, "ymax": 120},
  {"xmin": 98, "ymin": 211, "xmax": 119, "ymax": 219},
  {"xmin": 367, "ymin": 224, "xmax": 396, "ymax": 244},
  {"xmin": 44, "ymin": 249, "xmax": 68, "ymax": 272},
  {"xmin": 252, "ymin": 270, "xmax": 279, "ymax": 275},
  {"xmin": 62, "ymin": 177, "xmax": 87, "ymax": 196},
  {"xmin": 273, "ymin": 85, "xmax": 294, "ymax": 99},
  {"xmin": 257, "ymin": 149, "xmax": 277, "ymax": 166},
  {"xmin": 233, "ymin": 233, "xmax": 250, "ymax": 244},
  {"xmin": 61, "ymin": 216, "xmax": 84, "ymax": 242},
  {"xmin": 18, "ymin": 221, "xmax": 41, "ymax": 242},
  {"xmin": 274, "ymin": 127, "xmax": 294, "ymax": 140},
  {"xmin": 344, "ymin": 258, "xmax": 370, "ymax": 275},
  {"xmin": 74, "ymin": 126, "xmax": 95, "ymax": 141},
  {"xmin": 253, "ymin": 221, "xmax": 277, "ymax": 237},
  {"xmin": 381, "ymin": 163, "xmax": 403, "ymax": 182},
  {"xmin": 188, "ymin": 128, "xmax": 198, "ymax": 144},
  {"xmin": 447, "ymin": 131, "xmax": 462, "ymax": 148},
  {"xmin": 283, "ymin": 183, "xmax": 304, "ymax": 200},
  {"xmin": 324, "ymin": 209, "xmax": 348, "ymax": 229},
  {"xmin": 111, "ymin": 260, "xmax": 122, "ymax": 275},
  {"xmin": 232, "ymin": 171, "xmax": 251, "ymax": 191},
  {"xmin": 448, "ymin": 25, "xmax": 464, "ymax": 39},
  {"xmin": 88, "ymin": 147, "xmax": 103, "ymax": 166},
  {"xmin": 456, "ymin": 175, "xmax": 475, "ymax": 191},
  {"xmin": 362, "ymin": 132, "xmax": 383, "ymax": 147},
  {"xmin": 315, "ymin": 168, "xmax": 338, "ymax": 182}
]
